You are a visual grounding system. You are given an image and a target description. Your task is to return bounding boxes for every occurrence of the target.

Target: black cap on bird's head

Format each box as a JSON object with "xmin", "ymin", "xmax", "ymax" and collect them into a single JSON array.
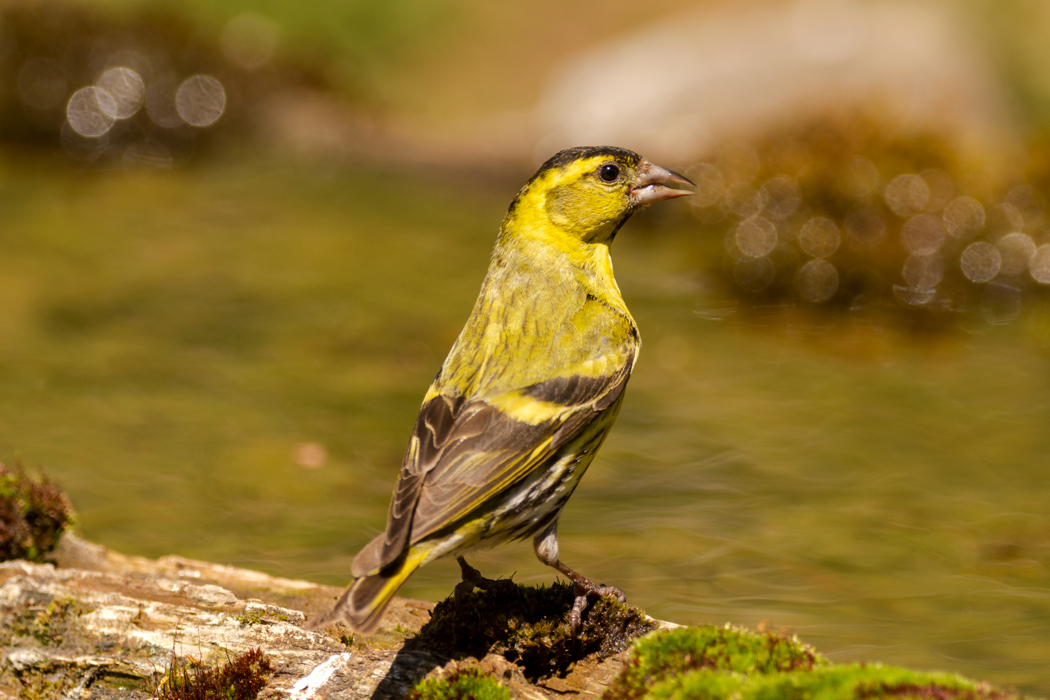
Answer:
[{"xmin": 531, "ymin": 146, "xmax": 694, "ymax": 202}]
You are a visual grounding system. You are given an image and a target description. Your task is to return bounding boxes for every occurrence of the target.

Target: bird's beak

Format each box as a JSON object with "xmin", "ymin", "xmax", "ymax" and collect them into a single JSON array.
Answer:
[{"xmin": 631, "ymin": 160, "xmax": 695, "ymax": 206}]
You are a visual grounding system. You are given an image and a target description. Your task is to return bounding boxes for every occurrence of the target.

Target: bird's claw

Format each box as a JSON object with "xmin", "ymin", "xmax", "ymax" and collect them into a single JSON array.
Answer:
[
  {"xmin": 455, "ymin": 557, "xmax": 515, "ymax": 605},
  {"xmin": 568, "ymin": 582, "xmax": 626, "ymax": 634}
]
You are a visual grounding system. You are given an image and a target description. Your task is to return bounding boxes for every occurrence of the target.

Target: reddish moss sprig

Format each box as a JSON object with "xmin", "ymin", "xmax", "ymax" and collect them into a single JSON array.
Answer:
[
  {"xmin": 0, "ymin": 462, "xmax": 74, "ymax": 562},
  {"xmin": 155, "ymin": 648, "xmax": 273, "ymax": 700}
]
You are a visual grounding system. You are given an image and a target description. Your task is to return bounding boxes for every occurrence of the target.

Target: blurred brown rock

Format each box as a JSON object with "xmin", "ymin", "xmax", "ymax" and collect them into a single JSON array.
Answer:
[{"xmin": 536, "ymin": 0, "xmax": 1016, "ymax": 164}]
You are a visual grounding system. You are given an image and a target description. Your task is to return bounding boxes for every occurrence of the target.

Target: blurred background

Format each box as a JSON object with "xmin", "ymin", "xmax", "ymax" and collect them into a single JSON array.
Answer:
[{"xmin": 1, "ymin": 0, "xmax": 1049, "ymax": 693}]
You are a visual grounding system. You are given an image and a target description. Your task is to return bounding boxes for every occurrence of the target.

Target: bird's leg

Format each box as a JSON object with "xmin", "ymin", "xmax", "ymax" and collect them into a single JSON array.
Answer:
[
  {"xmin": 454, "ymin": 556, "xmax": 515, "ymax": 604},
  {"xmin": 533, "ymin": 521, "xmax": 625, "ymax": 634}
]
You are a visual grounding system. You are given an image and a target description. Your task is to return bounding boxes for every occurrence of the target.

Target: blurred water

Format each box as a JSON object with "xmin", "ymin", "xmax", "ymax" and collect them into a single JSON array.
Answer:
[{"xmin": 0, "ymin": 159, "xmax": 1047, "ymax": 695}]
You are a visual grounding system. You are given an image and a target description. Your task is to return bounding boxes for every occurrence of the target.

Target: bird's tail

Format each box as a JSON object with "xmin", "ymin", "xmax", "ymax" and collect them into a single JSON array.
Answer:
[{"xmin": 307, "ymin": 546, "xmax": 428, "ymax": 635}]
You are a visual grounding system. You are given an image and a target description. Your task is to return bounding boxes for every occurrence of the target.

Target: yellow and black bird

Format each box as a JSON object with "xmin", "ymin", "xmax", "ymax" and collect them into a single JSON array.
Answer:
[{"xmin": 312, "ymin": 146, "xmax": 692, "ymax": 634}]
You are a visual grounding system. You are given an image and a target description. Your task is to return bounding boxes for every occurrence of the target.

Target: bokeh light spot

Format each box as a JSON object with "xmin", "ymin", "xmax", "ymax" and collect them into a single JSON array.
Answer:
[
  {"xmin": 176, "ymin": 75, "xmax": 226, "ymax": 127},
  {"xmin": 996, "ymin": 232, "xmax": 1036, "ymax": 275},
  {"xmin": 799, "ymin": 217, "xmax": 840, "ymax": 258},
  {"xmin": 762, "ymin": 176, "xmax": 801, "ymax": 219},
  {"xmin": 67, "ymin": 87, "xmax": 117, "ymax": 137},
  {"xmin": 982, "ymin": 282, "xmax": 1022, "ymax": 323},
  {"xmin": 293, "ymin": 442, "xmax": 328, "ymax": 469},
  {"xmin": 943, "ymin": 196, "xmax": 984, "ymax": 239},
  {"xmin": 97, "ymin": 67, "xmax": 145, "ymax": 119},
  {"xmin": 884, "ymin": 173, "xmax": 929, "ymax": 217},
  {"xmin": 902, "ymin": 253, "xmax": 944, "ymax": 289},
  {"xmin": 1030, "ymin": 245, "xmax": 1050, "ymax": 284},
  {"xmin": 893, "ymin": 285, "xmax": 937, "ymax": 306},
  {"xmin": 960, "ymin": 241, "xmax": 1001, "ymax": 283},
  {"xmin": 1005, "ymin": 184, "xmax": 1044, "ymax": 227},
  {"xmin": 735, "ymin": 216, "xmax": 777, "ymax": 257},
  {"xmin": 984, "ymin": 203, "xmax": 1023, "ymax": 237},
  {"xmin": 901, "ymin": 214, "xmax": 946, "ymax": 255},
  {"xmin": 921, "ymin": 169, "xmax": 953, "ymax": 212},
  {"xmin": 123, "ymin": 140, "xmax": 174, "ymax": 168},
  {"xmin": 60, "ymin": 120, "xmax": 108, "ymax": 160},
  {"xmin": 726, "ymin": 183, "xmax": 766, "ymax": 218},
  {"xmin": 796, "ymin": 259, "xmax": 839, "ymax": 302}
]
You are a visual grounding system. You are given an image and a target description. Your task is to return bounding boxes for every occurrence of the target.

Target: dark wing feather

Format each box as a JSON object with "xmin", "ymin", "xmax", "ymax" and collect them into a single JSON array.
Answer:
[
  {"xmin": 353, "ymin": 353, "xmax": 635, "ymax": 577},
  {"xmin": 351, "ymin": 393, "xmax": 463, "ymax": 577},
  {"xmin": 412, "ymin": 356, "xmax": 635, "ymax": 542}
]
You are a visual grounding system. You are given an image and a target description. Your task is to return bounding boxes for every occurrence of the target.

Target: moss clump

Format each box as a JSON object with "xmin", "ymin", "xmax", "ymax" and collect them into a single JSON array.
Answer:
[
  {"xmin": 0, "ymin": 463, "xmax": 74, "ymax": 562},
  {"xmin": 855, "ymin": 677, "xmax": 1017, "ymax": 700},
  {"xmin": 646, "ymin": 664, "xmax": 1018, "ymax": 700},
  {"xmin": 410, "ymin": 580, "xmax": 656, "ymax": 681},
  {"xmin": 603, "ymin": 627, "xmax": 1023, "ymax": 700},
  {"xmin": 407, "ymin": 667, "xmax": 511, "ymax": 700},
  {"xmin": 155, "ymin": 648, "xmax": 273, "ymax": 700},
  {"xmin": 605, "ymin": 624, "xmax": 825, "ymax": 700}
]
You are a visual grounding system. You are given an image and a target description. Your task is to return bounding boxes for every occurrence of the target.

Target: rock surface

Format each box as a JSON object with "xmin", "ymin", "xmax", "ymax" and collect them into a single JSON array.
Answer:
[{"xmin": 0, "ymin": 535, "xmax": 664, "ymax": 699}]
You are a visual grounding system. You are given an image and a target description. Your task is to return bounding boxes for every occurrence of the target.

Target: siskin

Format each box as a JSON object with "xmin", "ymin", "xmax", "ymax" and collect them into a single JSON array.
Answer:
[{"xmin": 312, "ymin": 146, "xmax": 692, "ymax": 634}]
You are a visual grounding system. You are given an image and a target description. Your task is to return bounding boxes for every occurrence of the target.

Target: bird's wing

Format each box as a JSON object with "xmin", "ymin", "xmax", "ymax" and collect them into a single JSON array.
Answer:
[{"xmin": 351, "ymin": 355, "xmax": 633, "ymax": 577}]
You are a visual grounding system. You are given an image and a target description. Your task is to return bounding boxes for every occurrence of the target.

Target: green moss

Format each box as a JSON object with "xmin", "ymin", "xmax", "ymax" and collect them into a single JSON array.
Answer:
[
  {"xmin": 236, "ymin": 610, "xmax": 266, "ymax": 626},
  {"xmin": 93, "ymin": 671, "xmax": 157, "ymax": 693},
  {"xmin": 407, "ymin": 667, "xmax": 511, "ymax": 700},
  {"xmin": 410, "ymin": 580, "xmax": 656, "ymax": 681},
  {"xmin": 0, "ymin": 462, "xmax": 74, "ymax": 563},
  {"xmin": 235, "ymin": 608, "xmax": 291, "ymax": 626},
  {"xmin": 603, "ymin": 627, "xmax": 1024, "ymax": 700},
  {"xmin": 155, "ymin": 648, "xmax": 273, "ymax": 700},
  {"xmin": 648, "ymin": 664, "xmax": 1016, "ymax": 700},
  {"xmin": 13, "ymin": 673, "xmax": 75, "ymax": 700},
  {"xmin": 605, "ymin": 625, "xmax": 825, "ymax": 700}
]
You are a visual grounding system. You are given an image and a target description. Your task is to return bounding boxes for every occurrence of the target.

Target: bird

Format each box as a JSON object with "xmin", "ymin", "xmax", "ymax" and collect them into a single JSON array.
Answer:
[{"xmin": 310, "ymin": 146, "xmax": 692, "ymax": 635}]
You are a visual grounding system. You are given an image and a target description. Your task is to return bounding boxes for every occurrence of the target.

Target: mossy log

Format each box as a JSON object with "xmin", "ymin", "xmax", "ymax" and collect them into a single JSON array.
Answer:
[{"xmin": 0, "ymin": 534, "xmax": 1036, "ymax": 700}]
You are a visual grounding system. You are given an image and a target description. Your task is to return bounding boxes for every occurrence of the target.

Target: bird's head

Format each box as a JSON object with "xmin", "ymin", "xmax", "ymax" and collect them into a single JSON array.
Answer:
[{"xmin": 507, "ymin": 146, "xmax": 693, "ymax": 244}]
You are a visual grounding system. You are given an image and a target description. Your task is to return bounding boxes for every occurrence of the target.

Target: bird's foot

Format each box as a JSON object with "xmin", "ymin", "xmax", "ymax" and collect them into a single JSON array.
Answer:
[
  {"xmin": 569, "ymin": 580, "xmax": 625, "ymax": 635},
  {"xmin": 454, "ymin": 556, "xmax": 516, "ymax": 604}
]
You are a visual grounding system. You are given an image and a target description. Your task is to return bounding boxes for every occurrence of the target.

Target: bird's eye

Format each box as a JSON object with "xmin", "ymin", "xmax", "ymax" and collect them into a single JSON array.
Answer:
[{"xmin": 598, "ymin": 163, "xmax": 620, "ymax": 183}]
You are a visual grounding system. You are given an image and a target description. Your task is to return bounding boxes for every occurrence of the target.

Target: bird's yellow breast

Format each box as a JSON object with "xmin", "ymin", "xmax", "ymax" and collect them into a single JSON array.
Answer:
[{"xmin": 429, "ymin": 222, "xmax": 638, "ymax": 412}]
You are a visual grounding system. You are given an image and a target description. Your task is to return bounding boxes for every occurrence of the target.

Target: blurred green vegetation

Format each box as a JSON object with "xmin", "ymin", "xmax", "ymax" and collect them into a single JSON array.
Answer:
[{"xmin": 81, "ymin": 0, "xmax": 457, "ymax": 97}]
